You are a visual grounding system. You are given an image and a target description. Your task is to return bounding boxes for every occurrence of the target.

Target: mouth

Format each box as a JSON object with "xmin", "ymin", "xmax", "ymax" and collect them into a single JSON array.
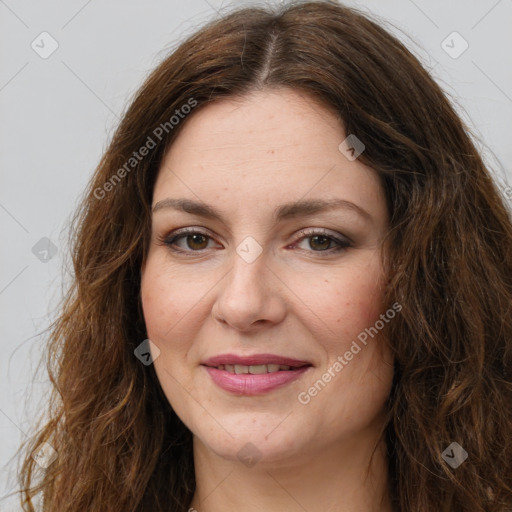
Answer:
[
  {"xmin": 201, "ymin": 353, "xmax": 313, "ymax": 369},
  {"xmin": 204, "ymin": 363, "xmax": 310, "ymax": 374},
  {"xmin": 201, "ymin": 354, "xmax": 313, "ymax": 395}
]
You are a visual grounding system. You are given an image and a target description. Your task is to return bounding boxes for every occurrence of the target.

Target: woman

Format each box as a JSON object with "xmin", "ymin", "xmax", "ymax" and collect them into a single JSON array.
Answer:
[{"xmin": 14, "ymin": 1, "xmax": 512, "ymax": 511}]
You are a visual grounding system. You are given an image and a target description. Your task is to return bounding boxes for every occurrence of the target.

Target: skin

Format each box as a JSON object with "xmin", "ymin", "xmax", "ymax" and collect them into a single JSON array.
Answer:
[{"xmin": 140, "ymin": 88, "xmax": 395, "ymax": 512}]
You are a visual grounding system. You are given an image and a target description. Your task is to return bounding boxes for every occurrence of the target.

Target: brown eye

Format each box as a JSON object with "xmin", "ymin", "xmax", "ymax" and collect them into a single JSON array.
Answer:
[
  {"xmin": 162, "ymin": 229, "xmax": 218, "ymax": 253},
  {"xmin": 159, "ymin": 228, "xmax": 351, "ymax": 257},
  {"xmin": 294, "ymin": 229, "xmax": 352, "ymax": 255},
  {"xmin": 308, "ymin": 235, "xmax": 333, "ymax": 251},
  {"xmin": 184, "ymin": 234, "xmax": 209, "ymax": 250}
]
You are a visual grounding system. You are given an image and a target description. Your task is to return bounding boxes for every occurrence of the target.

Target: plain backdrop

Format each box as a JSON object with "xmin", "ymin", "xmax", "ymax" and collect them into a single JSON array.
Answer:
[{"xmin": 1, "ymin": 0, "xmax": 511, "ymax": 506}]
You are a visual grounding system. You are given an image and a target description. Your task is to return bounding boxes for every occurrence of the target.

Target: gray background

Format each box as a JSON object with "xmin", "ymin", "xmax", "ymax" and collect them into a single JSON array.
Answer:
[{"xmin": 1, "ymin": 0, "xmax": 511, "ymax": 506}]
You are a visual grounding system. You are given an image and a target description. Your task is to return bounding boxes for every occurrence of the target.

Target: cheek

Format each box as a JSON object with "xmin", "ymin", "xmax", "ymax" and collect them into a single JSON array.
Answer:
[
  {"xmin": 140, "ymin": 277, "xmax": 170, "ymax": 337},
  {"xmin": 340, "ymin": 270, "xmax": 385, "ymax": 331},
  {"xmin": 140, "ymin": 262, "xmax": 193, "ymax": 347},
  {"xmin": 303, "ymin": 259, "xmax": 391, "ymax": 390},
  {"xmin": 303, "ymin": 264, "xmax": 393, "ymax": 431},
  {"xmin": 305, "ymin": 259, "xmax": 386, "ymax": 340}
]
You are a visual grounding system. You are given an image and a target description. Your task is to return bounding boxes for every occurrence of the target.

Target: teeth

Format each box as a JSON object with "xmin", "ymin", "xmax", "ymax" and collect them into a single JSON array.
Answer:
[
  {"xmin": 249, "ymin": 364, "xmax": 268, "ymax": 374},
  {"xmin": 216, "ymin": 364, "xmax": 295, "ymax": 374}
]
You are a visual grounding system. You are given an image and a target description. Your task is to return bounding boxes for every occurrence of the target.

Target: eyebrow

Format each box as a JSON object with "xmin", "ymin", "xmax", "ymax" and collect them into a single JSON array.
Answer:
[{"xmin": 152, "ymin": 197, "xmax": 372, "ymax": 223}]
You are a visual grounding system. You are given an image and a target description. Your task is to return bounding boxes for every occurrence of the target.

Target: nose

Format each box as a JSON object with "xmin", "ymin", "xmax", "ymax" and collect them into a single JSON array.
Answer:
[{"xmin": 211, "ymin": 248, "xmax": 287, "ymax": 332}]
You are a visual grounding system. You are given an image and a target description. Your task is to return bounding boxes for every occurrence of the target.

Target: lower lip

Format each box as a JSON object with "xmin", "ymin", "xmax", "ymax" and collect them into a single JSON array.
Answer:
[{"xmin": 203, "ymin": 365, "xmax": 312, "ymax": 395}]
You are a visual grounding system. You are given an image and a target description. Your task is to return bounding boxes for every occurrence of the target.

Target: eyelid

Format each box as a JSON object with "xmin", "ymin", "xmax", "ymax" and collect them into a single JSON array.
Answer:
[{"xmin": 295, "ymin": 227, "xmax": 353, "ymax": 245}]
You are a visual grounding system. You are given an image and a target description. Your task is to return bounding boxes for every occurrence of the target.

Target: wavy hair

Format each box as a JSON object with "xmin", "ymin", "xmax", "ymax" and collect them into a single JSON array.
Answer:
[{"xmin": 13, "ymin": 1, "xmax": 512, "ymax": 510}]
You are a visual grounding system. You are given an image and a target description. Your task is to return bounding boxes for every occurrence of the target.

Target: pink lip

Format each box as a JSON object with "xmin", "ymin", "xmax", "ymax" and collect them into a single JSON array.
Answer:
[
  {"xmin": 203, "ymin": 365, "xmax": 311, "ymax": 395},
  {"xmin": 202, "ymin": 353, "xmax": 311, "ymax": 368}
]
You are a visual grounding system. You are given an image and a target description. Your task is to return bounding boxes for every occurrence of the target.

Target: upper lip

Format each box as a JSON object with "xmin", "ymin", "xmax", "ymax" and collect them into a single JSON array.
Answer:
[{"xmin": 201, "ymin": 353, "xmax": 312, "ymax": 368}]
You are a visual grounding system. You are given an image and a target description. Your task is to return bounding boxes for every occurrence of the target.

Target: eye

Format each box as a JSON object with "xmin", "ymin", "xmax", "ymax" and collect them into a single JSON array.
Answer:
[
  {"xmin": 157, "ymin": 227, "xmax": 352, "ymax": 256},
  {"xmin": 291, "ymin": 228, "xmax": 352, "ymax": 255},
  {"xmin": 158, "ymin": 228, "xmax": 219, "ymax": 254}
]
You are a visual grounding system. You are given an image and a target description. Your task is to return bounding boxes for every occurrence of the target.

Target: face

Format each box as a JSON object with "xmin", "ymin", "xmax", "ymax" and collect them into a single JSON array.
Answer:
[{"xmin": 140, "ymin": 88, "xmax": 394, "ymax": 466}]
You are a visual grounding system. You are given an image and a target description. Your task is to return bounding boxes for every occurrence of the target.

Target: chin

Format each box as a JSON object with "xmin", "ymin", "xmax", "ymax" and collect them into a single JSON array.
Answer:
[{"xmin": 192, "ymin": 415, "xmax": 311, "ymax": 467}]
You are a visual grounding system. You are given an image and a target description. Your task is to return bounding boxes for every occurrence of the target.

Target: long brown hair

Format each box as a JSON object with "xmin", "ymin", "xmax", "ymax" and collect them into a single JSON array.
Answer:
[{"xmin": 13, "ymin": 1, "xmax": 512, "ymax": 510}]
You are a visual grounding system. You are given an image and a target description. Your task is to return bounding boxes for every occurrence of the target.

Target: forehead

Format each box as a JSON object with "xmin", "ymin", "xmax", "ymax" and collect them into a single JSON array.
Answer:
[
  {"xmin": 159, "ymin": 88, "xmax": 343, "ymax": 169},
  {"xmin": 152, "ymin": 89, "xmax": 385, "ymax": 222}
]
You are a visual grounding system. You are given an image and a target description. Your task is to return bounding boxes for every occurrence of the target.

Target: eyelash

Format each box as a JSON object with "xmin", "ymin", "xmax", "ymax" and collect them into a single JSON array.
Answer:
[{"xmin": 157, "ymin": 227, "xmax": 352, "ymax": 257}]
